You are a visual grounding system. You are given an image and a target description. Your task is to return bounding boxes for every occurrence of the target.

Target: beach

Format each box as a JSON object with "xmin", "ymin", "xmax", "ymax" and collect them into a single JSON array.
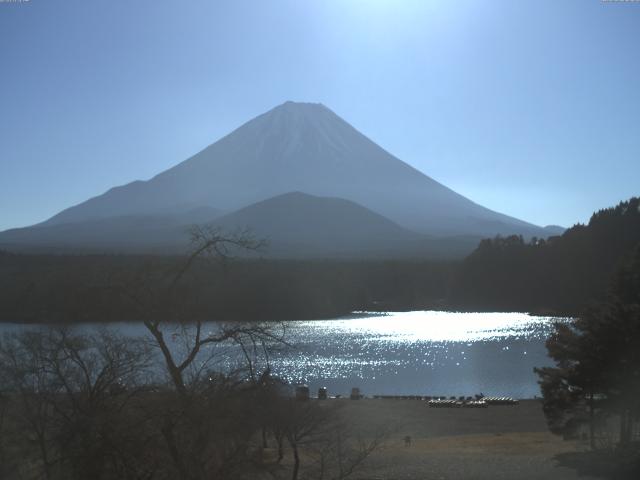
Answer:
[{"xmin": 321, "ymin": 398, "xmax": 595, "ymax": 479}]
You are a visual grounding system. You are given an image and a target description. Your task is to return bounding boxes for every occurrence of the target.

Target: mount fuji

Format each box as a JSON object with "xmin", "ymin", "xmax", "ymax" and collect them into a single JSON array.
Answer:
[{"xmin": 0, "ymin": 101, "xmax": 555, "ymax": 257}]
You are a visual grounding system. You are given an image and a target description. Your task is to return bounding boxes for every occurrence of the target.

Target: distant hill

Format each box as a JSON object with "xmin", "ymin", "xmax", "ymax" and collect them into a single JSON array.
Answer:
[
  {"xmin": 542, "ymin": 225, "xmax": 566, "ymax": 236},
  {"xmin": 450, "ymin": 197, "xmax": 640, "ymax": 314},
  {"xmin": 212, "ymin": 192, "xmax": 479, "ymax": 258},
  {"xmin": 0, "ymin": 206, "xmax": 222, "ymax": 254}
]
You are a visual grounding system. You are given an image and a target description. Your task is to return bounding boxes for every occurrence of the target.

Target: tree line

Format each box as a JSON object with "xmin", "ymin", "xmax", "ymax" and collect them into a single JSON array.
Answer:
[
  {"xmin": 534, "ymin": 243, "xmax": 640, "ymax": 477},
  {"xmin": 0, "ymin": 250, "xmax": 454, "ymax": 324},
  {"xmin": 450, "ymin": 197, "xmax": 640, "ymax": 315},
  {"xmin": 1, "ymin": 197, "xmax": 638, "ymax": 324}
]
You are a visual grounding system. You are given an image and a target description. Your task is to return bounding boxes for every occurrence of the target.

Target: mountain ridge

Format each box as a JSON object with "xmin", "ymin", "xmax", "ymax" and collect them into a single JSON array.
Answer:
[
  {"xmin": 39, "ymin": 101, "xmax": 545, "ymax": 238},
  {"xmin": 0, "ymin": 191, "xmax": 481, "ymax": 258},
  {"xmin": 1, "ymin": 101, "xmax": 558, "ymax": 257}
]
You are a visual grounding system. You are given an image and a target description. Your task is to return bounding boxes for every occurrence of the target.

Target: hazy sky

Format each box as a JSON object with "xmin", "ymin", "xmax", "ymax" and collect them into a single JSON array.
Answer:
[{"xmin": 1, "ymin": 0, "xmax": 638, "ymax": 231}]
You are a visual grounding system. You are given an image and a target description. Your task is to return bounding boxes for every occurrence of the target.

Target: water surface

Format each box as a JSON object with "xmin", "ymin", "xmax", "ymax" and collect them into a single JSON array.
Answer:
[
  {"xmin": 267, "ymin": 311, "xmax": 562, "ymax": 399},
  {"xmin": 0, "ymin": 311, "xmax": 564, "ymax": 399}
]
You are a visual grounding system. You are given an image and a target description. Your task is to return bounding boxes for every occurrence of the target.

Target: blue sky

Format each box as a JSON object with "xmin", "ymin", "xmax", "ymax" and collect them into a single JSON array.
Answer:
[{"xmin": 1, "ymin": 0, "xmax": 638, "ymax": 231}]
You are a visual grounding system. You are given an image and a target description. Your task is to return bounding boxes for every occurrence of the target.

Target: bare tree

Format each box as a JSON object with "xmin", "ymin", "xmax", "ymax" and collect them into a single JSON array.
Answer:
[
  {"xmin": 0, "ymin": 367, "xmax": 12, "ymax": 479},
  {"xmin": 284, "ymin": 400, "xmax": 329, "ymax": 480},
  {"xmin": 0, "ymin": 328, "xmax": 153, "ymax": 480},
  {"xmin": 265, "ymin": 398, "xmax": 388, "ymax": 480},
  {"xmin": 105, "ymin": 226, "xmax": 298, "ymax": 480},
  {"xmin": 114, "ymin": 226, "xmax": 276, "ymax": 394},
  {"xmin": 311, "ymin": 422, "xmax": 388, "ymax": 480}
]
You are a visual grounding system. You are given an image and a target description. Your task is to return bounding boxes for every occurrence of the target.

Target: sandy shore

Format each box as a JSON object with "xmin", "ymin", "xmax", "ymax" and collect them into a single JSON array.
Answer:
[{"xmin": 329, "ymin": 399, "xmax": 597, "ymax": 480}]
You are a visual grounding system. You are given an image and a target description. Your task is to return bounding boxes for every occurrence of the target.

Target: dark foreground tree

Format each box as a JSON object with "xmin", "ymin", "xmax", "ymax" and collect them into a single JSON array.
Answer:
[{"xmin": 536, "ymin": 244, "xmax": 640, "ymax": 456}]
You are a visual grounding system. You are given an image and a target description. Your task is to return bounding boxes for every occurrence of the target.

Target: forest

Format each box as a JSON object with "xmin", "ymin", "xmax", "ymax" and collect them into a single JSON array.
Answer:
[
  {"xmin": 450, "ymin": 197, "xmax": 640, "ymax": 315},
  {"xmin": 0, "ymin": 197, "xmax": 638, "ymax": 323},
  {"xmin": 0, "ymin": 251, "xmax": 454, "ymax": 323}
]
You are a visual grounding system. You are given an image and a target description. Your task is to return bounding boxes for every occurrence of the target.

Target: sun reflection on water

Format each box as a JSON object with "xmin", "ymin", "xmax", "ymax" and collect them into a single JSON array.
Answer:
[
  {"xmin": 268, "ymin": 311, "xmax": 567, "ymax": 398},
  {"xmin": 294, "ymin": 311, "xmax": 556, "ymax": 343}
]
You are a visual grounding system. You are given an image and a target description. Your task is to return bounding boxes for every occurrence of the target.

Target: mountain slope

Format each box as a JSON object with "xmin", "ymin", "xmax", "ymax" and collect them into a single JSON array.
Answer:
[
  {"xmin": 0, "ymin": 207, "xmax": 222, "ymax": 253},
  {"xmin": 39, "ymin": 101, "xmax": 545, "ymax": 238},
  {"xmin": 0, "ymin": 192, "xmax": 480, "ymax": 258}
]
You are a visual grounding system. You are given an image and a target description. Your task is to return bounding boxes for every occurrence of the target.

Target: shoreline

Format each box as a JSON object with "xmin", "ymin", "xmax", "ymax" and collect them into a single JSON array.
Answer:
[{"xmin": 0, "ymin": 308, "xmax": 574, "ymax": 325}]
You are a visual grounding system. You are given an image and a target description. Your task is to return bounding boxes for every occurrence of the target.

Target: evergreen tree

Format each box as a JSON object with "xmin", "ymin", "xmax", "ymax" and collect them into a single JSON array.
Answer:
[{"xmin": 535, "ymin": 245, "xmax": 640, "ymax": 448}]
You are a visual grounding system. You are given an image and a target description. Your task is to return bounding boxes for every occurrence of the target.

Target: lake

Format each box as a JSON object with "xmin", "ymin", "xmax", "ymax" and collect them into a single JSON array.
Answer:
[{"xmin": 0, "ymin": 311, "xmax": 564, "ymax": 399}]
